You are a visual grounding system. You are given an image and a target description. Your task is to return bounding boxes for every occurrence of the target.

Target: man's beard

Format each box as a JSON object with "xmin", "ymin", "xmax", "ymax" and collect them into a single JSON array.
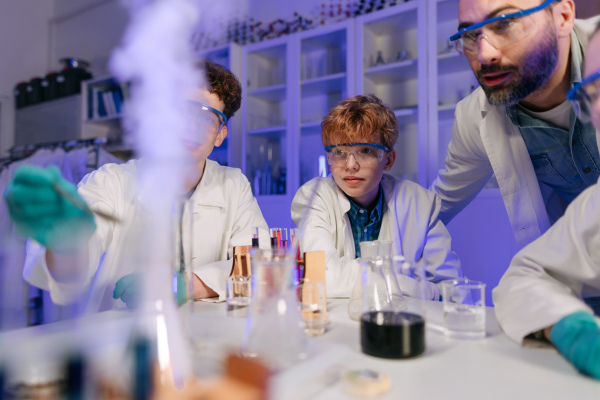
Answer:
[{"xmin": 477, "ymin": 25, "xmax": 559, "ymax": 107}]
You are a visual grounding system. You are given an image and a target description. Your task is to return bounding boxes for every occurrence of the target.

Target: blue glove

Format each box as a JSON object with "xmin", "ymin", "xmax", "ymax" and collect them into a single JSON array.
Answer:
[
  {"xmin": 113, "ymin": 274, "xmax": 142, "ymax": 310},
  {"xmin": 550, "ymin": 311, "xmax": 600, "ymax": 380},
  {"xmin": 3, "ymin": 165, "xmax": 96, "ymax": 252}
]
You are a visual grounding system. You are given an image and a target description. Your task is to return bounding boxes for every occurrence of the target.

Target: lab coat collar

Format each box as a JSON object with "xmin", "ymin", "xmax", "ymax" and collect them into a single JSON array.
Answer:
[{"xmin": 189, "ymin": 159, "xmax": 226, "ymax": 208}]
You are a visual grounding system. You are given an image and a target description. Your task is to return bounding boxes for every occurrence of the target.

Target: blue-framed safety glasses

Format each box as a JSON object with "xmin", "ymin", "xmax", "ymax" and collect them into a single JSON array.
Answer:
[
  {"xmin": 449, "ymin": 0, "xmax": 561, "ymax": 56},
  {"xmin": 186, "ymin": 100, "xmax": 228, "ymax": 134},
  {"xmin": 567, "ymin": 69, "xmax": 600, "ymax": 124},
  {"xmin": 324, "ymin": 143, "xmax": 391, "ymax": 166}
]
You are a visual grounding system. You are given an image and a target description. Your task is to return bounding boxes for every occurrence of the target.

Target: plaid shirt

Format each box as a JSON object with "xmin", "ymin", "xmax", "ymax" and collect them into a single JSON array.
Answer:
[{"xmin": 346, "ymin": 185, "xmax": 384, "ymax": 258}]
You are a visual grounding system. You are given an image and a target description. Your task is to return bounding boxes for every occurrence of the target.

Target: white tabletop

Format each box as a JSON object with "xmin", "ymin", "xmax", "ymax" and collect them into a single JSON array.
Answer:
[
  {"xmin": 3, "ymin": 299, "xmax": 599, "ymax": 399},
  {"xmin": 183, "ymin": 298, "xmax": 600, "ymax": 400}
]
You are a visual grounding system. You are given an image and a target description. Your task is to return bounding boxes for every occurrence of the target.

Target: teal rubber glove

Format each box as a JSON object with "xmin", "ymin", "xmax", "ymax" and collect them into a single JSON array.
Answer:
[
  {"xmin": 3, "ymin": 165, "xmax": 96, "ymax": 252},
  {"xmin": 550, "ymin": 311, "xmax": 600, "ymax": 380},
  {"xmin": 113, "ymin": 274, "xmax": 142, "ymax": 310}
]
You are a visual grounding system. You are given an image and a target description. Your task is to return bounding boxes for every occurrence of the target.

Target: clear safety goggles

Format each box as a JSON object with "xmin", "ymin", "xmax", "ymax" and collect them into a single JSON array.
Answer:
[
  {"xmin": 449, "ymin": 0, "xmax": 561, "ymax": 56},
  {"xmin": 324, "ymin": 143, "xmax": 390, "ymax": 167},
  {"xmin": 186, "ymin": 100, "xmax": 227, "ymax": 134},
  {"xmin": 567, "ymin": 69, "xmax": 600, "ymax": 124}
]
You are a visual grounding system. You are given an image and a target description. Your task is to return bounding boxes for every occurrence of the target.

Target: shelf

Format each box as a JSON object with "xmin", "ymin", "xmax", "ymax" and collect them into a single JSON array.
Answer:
[
  {"xmin": 438, "ymin": 103, "xmax": 457, "ymax": 112},
  {"xmin": 438, "ymin": 103, "xmax": 457, "ymax": 120},
  {"xmin": 364, "ymin": 59, "xmax": 418, "ymax": 84},
  {"xmin": 394, "ymin": 106, "xmax": 418, "ymax": 118},
  {"xmin": 438, "ymin": 51, "xmax": 471, "ymax": 75},
  {"xmin": 301, "ymin": 120, "xmax": 323, "ymax": 129},
  {"xmin": 85, "ymin": 114, "xmax": 122, "ymax": 124},
  {"xmin": 247, "ymin": 125, "xmax": 287, "ymax": 138},
  {"xmin": 248, "ymin": 84, "xmax": 287, "ymax": 102},
  {"xmin": 301, "ymin": 73, "xmax": 347, "ymax": 96}
]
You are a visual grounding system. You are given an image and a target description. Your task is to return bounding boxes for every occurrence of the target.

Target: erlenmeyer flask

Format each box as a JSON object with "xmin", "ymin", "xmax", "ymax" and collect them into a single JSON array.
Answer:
[
  {"xmin": 360, "ymin": 241, "xmax": 423, "ymax": 359},
  {"xmin": 374, "ymin": 240, "xmax": 404, "ymax": 310},
  {"xmin": 116, "ymin": 202, "xmax": 192, "ymax": 393},
  {"xmin": 243, "ymin": 248, "xmax": 306, "ymax": 370}
]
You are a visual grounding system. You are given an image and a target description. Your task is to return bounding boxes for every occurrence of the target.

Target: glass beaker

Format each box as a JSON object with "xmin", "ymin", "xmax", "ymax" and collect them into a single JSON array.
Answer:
[{"xmin": 243, "ymin": 248, "xmax": 306, "ymax": 369}]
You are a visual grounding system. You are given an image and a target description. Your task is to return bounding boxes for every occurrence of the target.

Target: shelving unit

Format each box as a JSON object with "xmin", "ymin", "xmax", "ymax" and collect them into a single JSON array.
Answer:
[
  {"xmin": 427, "ymin": 0, "xmax": 479, "ymax": 183},
  {"xmin": 355, "ymin": 1, "xmax": 427, "ymax": 186},
  {"xmin": 195, "ymin": 42, "xmax": 243, "ymax": 167},
  {"xmin": 242, "ymin": 35, "xmax": 291, "ymax": 214},
  {"xmin": 81, "ymin": 77, "xmax": 127, "ymax": 145},
  {"xmin": 297, "ymin": 20, "xmax": 354, "ymax": 188}
]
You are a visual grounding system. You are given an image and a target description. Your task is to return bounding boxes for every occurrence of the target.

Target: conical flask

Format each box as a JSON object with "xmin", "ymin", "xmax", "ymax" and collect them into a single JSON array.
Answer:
[
  {"xmin": 243, "ymin": 248, "xmax": 306, "ymax": 370},
  {"xmin": 116, "ymin": 201, "xmax": 192, "ymax": 394},
  {"xmin": 349, "ymin": 241, "xmax": 404, "ymax": 320},
  {"xmin": 360, "ymin": 240, "xmax": 427, "ymax": 359}
]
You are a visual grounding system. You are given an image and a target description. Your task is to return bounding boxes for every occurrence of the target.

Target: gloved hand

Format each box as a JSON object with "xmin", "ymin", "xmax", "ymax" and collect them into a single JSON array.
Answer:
[
  {"xmin": 550, "ymin": 311, "xmax": 600, "ymax": 380},
  {"xmin": 113, "ymin": 273, "xmax": 142, "ymax": 310},
  {"xmin": 3, "ymin": 165, "xmax": 96, "ymax": 252}
]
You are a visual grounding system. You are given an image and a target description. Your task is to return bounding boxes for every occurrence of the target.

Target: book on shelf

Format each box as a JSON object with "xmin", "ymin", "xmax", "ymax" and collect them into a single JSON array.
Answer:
[{"xmin": 88, "ymin": 85, "xmax": 126, "ymax": 120}]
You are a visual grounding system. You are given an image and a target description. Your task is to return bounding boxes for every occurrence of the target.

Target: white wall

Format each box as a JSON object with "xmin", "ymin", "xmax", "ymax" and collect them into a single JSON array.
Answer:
[
  {"xmin": 0, "ymin": 1, "xmax": 53, "ymax": 157},
  {"xmin": 51, "ymin": 0, "xmax": 129, "ymax": 79}
]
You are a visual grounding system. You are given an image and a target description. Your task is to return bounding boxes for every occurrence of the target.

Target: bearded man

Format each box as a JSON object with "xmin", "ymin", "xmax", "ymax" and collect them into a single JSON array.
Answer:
[{"xmin": 430, "ymin": 0, "xmax": 600, "ymax": 251}]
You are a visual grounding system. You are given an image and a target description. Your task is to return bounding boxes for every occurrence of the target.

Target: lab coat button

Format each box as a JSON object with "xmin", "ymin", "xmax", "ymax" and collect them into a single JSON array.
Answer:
[{"xmin": 584, "ymin": 167, "xmax": 592, "ymax": 173}]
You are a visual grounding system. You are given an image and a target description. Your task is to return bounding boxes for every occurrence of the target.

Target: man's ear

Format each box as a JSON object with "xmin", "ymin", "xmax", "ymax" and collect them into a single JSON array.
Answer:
[
  {"xmin": 554, "ymin": 0, "xmax": 575, "ymax": 39},
  {"xmin": 384, "ymin": 149, "xmax": 396, "ymax": 171},
  {"xmin": 215, "ymin": 125, "xmax": 228, "ymax": 147}
]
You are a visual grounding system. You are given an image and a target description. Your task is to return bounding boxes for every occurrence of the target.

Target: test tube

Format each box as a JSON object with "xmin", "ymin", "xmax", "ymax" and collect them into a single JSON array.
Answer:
[
  {"xmin": 270, "ymin": 228, "xmax": 277, "ymax": 249},
  {"xmin": 281, "ymin": 228, "xmax": 289, "ymax": 249},
  {"xmin": 276, "ymin": 228, "xmax": 282, "ymax": 248},
  {"xmin": 252, "ymin": 227, "xmax": 260, "ymax": 248}
]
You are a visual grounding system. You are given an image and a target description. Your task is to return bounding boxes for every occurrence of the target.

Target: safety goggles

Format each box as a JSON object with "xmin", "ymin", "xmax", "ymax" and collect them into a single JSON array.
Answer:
[
  {"xmin": 324, "ymin": 143, "xmax": 390, "ymax": 167},
  {"xmin": 567, "ymin": 69, "xmax": 600, "ymax": 124},
  {"xmin": 186, "ymin": 100, "xmax": 227, "ymax": 134},
  {"xmin": 449, "ymin": 0, "xmax": 561, "ymax": 56}
]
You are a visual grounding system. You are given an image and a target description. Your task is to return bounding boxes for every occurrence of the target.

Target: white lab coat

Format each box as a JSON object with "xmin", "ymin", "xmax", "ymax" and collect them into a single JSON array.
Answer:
[
  {"xmin": 291, "ymin": 175, "xmax": 462, "ymax": 298},
  {"xmin": 23, "ymin": 159, "xmax": 269, "ymax": 311},
  {"xmin": 493, "ymin": 178, "xmax": 600, "ymax": 344},
  {"xmin": 0, "ymin": 148, "xmax": 68, "ymax": 328},
  {"xmin": 430, "ymin": 17, "xmax": 600, "ymax": 252}
]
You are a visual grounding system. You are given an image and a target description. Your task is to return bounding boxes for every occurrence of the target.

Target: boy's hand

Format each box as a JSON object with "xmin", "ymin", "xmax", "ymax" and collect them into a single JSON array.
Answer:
[{"xmin": 4, "ymin": 165, "xmax": 96, "ymax": 252}]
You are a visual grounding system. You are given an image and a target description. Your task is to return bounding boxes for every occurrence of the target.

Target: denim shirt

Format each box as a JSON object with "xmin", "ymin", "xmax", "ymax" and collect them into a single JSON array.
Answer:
[
  {"xmin": 507, "ymin": 32, "xmax": 600, "ymax": 225},
  {"xmin": 346, "ymin": 184, "xmax": 384, "ymax": 258}
]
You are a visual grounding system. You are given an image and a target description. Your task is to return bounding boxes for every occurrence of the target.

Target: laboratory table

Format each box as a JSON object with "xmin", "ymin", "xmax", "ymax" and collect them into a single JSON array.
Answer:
[
  {"xmin": 2, "ymin": 299, "xmax": 599, "ymax": 400},
  {"xmin": 183, "ymin": 298, "xmax": 600, "ymax": 400}
]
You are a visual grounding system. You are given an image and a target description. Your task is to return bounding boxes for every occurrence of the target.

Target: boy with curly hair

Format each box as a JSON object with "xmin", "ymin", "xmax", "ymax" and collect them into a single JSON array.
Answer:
[{"xmin": 5, "ymin": 61, "xmax": 268, "ymax": 310}]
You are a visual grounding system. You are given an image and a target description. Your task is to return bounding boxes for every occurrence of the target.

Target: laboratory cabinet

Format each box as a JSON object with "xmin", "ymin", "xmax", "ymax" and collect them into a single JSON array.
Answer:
[
  {"xmin": 81, "ymin": 76, "xmax": 127, "ymax": 146},
  {"xmin": 354, "ymin": 0, "xmax": 428, "ymax": 186},
  {"xmin": 195, "ymin": 43, "xmax": 243, "ymax": 168},
  {"xmin": 427, "ymin": 0, "xmax": 480, "ymax": 184}
]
